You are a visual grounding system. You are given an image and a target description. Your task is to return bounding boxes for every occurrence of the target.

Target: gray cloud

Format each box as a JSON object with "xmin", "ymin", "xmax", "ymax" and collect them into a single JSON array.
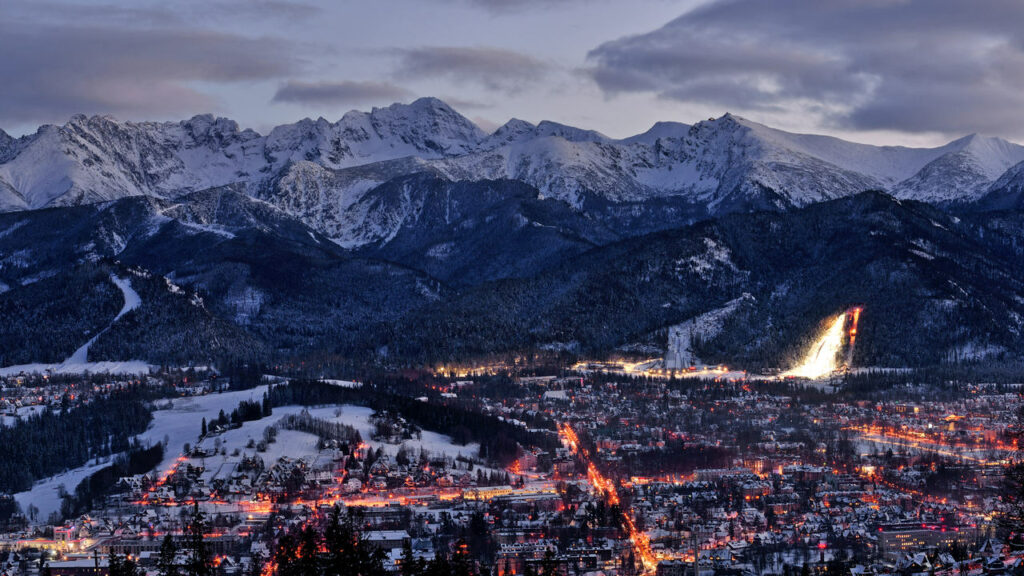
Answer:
[
  {"xmin": 457, "ymin": 0, "xmax": 581, "ymax": 13},
  {"xmin": 587, "ymin": 0, "xmax": 1024, "ymax": 135},
  {"xmin": 393, "ymin": 46, "xmax": 549, "ymax": 93},
  {"xmin": 0, "ymin": 8, "xmax": 300, "ymax": 126},
  {"xmin": 438, "ymin": 96, "xmax": 493, "ymax": 111},
  {"xmin": 272, "ymin": 80, "xmax": 413, "ymax": 106},
  {"xmin": 8, "ymin": 1, "xmax": 320, "ymax": 27}
]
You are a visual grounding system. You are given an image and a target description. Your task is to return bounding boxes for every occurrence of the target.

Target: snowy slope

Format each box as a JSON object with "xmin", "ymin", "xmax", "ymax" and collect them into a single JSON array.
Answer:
[
  {"xmin": 892, "ymin": 134, "xmax": 1024, "ymax": 203},
  {"xmin": 62, "ymin": 275, "xmax": 141, "ymax": 364},
  {"xmin": 0, "ymin": 115, "xmax": 265, "ymax": 210},
  {"xmin": 665, "ymin": 294, "xmax": 751, "ymax": 369},
  {"xmin": 3, "ymin": 99, "xmax": 1024, "ymax": 245},
  {"xmin": 0, "ymin": 274, "xmax": 147, "ymax": 376},
  {"xmin": 262, "ymin": 97, "xmax": 486, "ymax": 171},
  {"xmin": 437, "ymin": 113, "xmax": 960, "ymax": 210},
  {"xmin": 977, "ymin": 159, "xmax": 1024, "ymax": 210}
]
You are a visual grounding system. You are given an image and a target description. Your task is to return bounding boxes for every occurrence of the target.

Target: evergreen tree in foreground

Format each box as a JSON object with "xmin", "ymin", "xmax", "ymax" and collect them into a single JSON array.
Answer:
[
  {"xmin": 109, "ymin": 551, "xmax": 142, "ymax": 576},
  {"xmin": 186, "ymin": 503, "xmax": 214, "ymax": 576},
  {"xmin": 157, "ymin": 533, "xmax": 181, "ymax": 576}
]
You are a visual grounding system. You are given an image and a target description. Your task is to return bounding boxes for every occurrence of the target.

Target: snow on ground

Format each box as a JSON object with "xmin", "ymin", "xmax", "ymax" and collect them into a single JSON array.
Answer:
[
  {"xmin": 16, "ymin": 382, "xmax": 490, "ymax": 520},
  {"xmin": 138, "ymin": 386, "xmax": 272, "ymax": 475},
  {"xmin": 14, "ymin": 456, "xmax": 120, "ymax": 522},
  {"xmin": 64, "ymin": 275, "xmax": 140, "ymax": 365},
  {"xmin": 0, "ymin": 404, "xmax": 46, "ymax": 427},
  {"xmin": 135, "ymin": 387, "xmax": 480, "ymax": 481},
  {"xmin": 304, "ymin": 405, "xmax": 480, "ymax": 462},
  {"xmin": 322, "ymin": 379, "xmax": 362, "ymax": 389},
  {"xmin": 0, "ymin": 360, "xmax": 153, "ymax": 378},
  {"xmin": 684, "ymin": 237, "xmax": 739, "ymax": 280},
  {"xmin": 176, "ymin": 221, "xmax": 236, "ymax": 239},
  {"xmin": 110, "ymin": 275, "xmax": 142, "ymax": 320},
  {"xmin": 665, "ymin": 294, "xmax": 750, "ymax": 369},
  {"xmin": 0, "ymin": 275, "xmax": 149, "ymax": 377},
  {"xmin": 12, "ymin": 387, "xmax": 270, "ymax": 522},
  {"xmin": 186, "ymin": 410, "xmax": 324, "ymax": 490}
]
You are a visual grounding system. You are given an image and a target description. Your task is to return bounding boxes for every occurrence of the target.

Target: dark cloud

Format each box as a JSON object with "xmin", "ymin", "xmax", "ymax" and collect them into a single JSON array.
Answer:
[
  {"xmin": 438, "ymin": 96, "xmax": 493, "ymax": 111},
  {"xmin": 7, "ymin": 1, "xmax": 320, "ymax": 27},
  {"xmin": 272, "ymin": 80, "xmax": 413, "ymax": 106},
  {"xmin": 393, "ymin": 46, "xmax": 549, "ymax": 93},
  {"xmin": 587, "ymin": 0, "xmax": 1024, "ymax": 135},
  {"xmin": 0, "ymin": 17, "xmax": 298, "ymax": 126}
]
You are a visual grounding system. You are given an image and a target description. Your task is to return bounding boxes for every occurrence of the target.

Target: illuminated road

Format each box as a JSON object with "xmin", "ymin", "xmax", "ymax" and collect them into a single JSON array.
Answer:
[
  {"xmin": 846, "ymin": 424, "xmax": 1012, "ymax": 465},
  {"xmin": 559, "ymin": 423, "xmax": 657, "ymax": 575}
]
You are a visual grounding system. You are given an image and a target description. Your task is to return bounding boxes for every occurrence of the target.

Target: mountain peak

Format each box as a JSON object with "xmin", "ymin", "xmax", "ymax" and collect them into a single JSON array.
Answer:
[
  {"xmin": 481, "ymin": 118, "xmax": 537, "ymax": 147},
  {"xmin": 4, "ymin": 98, "xmax": 1024, "ymax": 218},
  {"xmin": 370, "ymin": 97, "xmax": 461, "ymax": 120},
  {"xmin": 497, "ymin": 118, "xmax": 535, "ymax": 132},
  {"xmin": 361, "ymin": 97, "xmax": 486, "ymax": 143},
  {"xmin": 534, "ymin": 120, "xmax": 608, "ymax": 143},
  {"xmin": 182, "ymin": 114, "xmax": 244, "ymax": 134},
  {"xmin": 944, "ymin": 132, "xmax": 1024, "ymax": 169},
  {"xmin": 977, "ymin": 158, "xmax": 1024, "ymax": 210},
  {"xmin": 621, "ymin": 121, "xmax": 690, "ymax": 144},
  {"xmin": 408, "ymin": 96, "xmax": 453, "ymax": 110},
  {"xmin": 65, "ymin": 113, "xmax": 120, "ymax": 129}
]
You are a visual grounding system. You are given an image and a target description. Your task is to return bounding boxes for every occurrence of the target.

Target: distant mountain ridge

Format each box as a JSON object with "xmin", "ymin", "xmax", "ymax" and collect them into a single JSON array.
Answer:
[
  {"xmin": 5, "ymin": 189, "xmax": 1021, "ymax": 368},
  {"xmin": 3, "ymin": 99, "xmax": 1024, "ymax": 370},
  {"xmin": 3, "ymin": 98, "xmax": 1024, "ymax": 245}
]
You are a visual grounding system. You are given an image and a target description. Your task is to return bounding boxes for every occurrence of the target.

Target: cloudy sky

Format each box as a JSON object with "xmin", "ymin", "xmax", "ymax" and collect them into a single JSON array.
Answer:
[{"xmin": 3, "ymin": 0, "xmax": 1023, "ymax": 146}]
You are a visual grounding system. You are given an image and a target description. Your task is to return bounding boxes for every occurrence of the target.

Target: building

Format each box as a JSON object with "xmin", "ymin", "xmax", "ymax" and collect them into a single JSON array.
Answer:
[
  {"xmin": 48, "ymin": 558, "xmax": 108, "ymax": 576},
  {"xmin": 877, "ymin": 523, "xmax": 978, "ymax": 559},
  {"xmin": 364, "ymin": 530, "xmax": 411, "ymax": 551}
]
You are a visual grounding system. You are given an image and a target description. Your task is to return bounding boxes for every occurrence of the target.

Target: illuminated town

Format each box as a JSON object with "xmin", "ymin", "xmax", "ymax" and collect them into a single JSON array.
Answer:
[{"xmin": 0, "ymin": 310, "xmax": 1020, "ymax": 576}]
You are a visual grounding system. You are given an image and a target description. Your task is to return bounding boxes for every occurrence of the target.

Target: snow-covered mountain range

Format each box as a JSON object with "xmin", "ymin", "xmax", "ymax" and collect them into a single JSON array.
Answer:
[{"xmin": 2, "ymin": 97, "xmax": 1023, "ymax": 246}]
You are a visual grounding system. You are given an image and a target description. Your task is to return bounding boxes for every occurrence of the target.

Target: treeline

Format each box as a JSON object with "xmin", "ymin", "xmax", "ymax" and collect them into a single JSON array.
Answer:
[
  {"xmin": 277, "ymin": 410, "xmax": 361, "ymax": 444},
  {"xmin": 267, "ymin": 380, "xmax": 558, "ymax": 467},
  {"xmin": 222, "ymin": 360, "xmax": 267, "ymax": 390},
  {"xmin": 60, "ymin": 442, "xmax": 164, "ymax": 518},
  {"xmin": 0, "ymin": 388, "xmax": 153, "ymax": 493},
  {"xmin": 89, "ymin": 267, "xmax": 268, "ymax": 365},
  {"xmin": 203, "ymin": 396, "xmax": 272, "ymax": 437},
  {"xmin": 271, "ymin": 507, "xmax": 516, "ymax": 576},
  {"xmin": 612, "ymin": 441, "xmax": 734, "ymax": 477},
  {"xmin": 0, "ymin": 266, "xmax": 121, "ymax": 365}
]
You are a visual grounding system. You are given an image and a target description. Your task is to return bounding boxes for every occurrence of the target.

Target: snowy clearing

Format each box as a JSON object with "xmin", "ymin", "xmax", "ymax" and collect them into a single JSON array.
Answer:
[
  {"xmin": 14, "ymin": 456, "xmax": 121, "ymax": 522},
  {"xmin": 16, "ymin": 381, "xmax": 488, "ymax": 522}
]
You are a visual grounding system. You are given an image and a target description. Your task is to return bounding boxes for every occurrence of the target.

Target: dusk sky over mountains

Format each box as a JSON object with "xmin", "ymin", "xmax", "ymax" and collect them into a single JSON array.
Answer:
[{"xmin": 4, "ymin": 0, "xmax": 1024, "ymax": 146}]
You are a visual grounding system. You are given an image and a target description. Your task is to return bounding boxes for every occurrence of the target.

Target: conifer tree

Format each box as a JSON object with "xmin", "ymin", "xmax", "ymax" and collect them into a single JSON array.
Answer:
[
  {"xmin": 185, "ymin": 504, "xmax": 213, "ymax": 576},
  {"xmin": 157, "ymin": 534, "xmax": 181, "ymax": 576}
]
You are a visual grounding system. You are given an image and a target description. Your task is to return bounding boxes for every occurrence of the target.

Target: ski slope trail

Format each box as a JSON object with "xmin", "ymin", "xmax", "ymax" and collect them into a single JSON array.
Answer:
[{"xmin": 62, "ymin": 275, "xmax": 141, "ymax": 365}]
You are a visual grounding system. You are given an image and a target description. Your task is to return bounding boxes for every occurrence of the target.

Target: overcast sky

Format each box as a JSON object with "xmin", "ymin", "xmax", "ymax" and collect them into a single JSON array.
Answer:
[{"xmin": 3, "ymin": 0, "xmax": 1023, "ymax": 146}]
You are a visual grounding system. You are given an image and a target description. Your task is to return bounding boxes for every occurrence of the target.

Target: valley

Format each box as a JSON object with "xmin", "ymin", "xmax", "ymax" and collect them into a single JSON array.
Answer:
[{"xmin": 0, "ymin": 100, "xmax": 1023, "ymax": 576}]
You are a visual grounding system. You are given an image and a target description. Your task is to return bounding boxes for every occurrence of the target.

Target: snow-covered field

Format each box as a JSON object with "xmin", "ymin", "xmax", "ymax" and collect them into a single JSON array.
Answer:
[
  {"xmin": 139, "ymin": 391, "xmax": 478, "ymax": 475},
  {"xmin": 138, "ymin": 386, "xmax": 274, "ymax": 476},
  {"xmin": 0, "ymin": 275, "xmax": 150, "ymax": 377},
  {"xmin": 0, "ymin": 360, "xmax": 152, "ymax": 378},
  {"xmin": 0, "ymin": 404, "xmax": 46, "ymax": 427},
  {"xmin": 14, "ymin": 380, "xmax": 487, "ymax": 522},
  {"xmin": 14, "ymin": 457, "xmax": 119, "ymax": 522}
]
